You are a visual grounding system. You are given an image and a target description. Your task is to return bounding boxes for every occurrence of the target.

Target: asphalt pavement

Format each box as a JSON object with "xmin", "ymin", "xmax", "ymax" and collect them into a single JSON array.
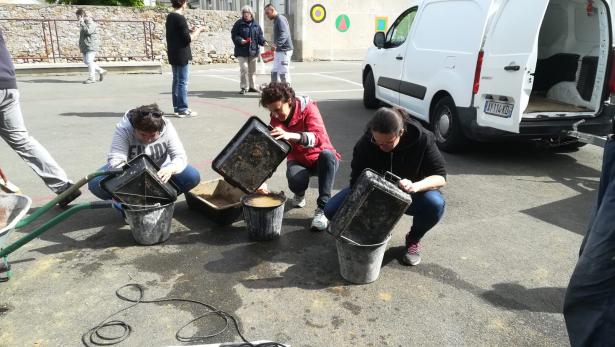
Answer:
[{"xmin": 0, "ymin": 61, "xmax": 603, "ymax": 346}]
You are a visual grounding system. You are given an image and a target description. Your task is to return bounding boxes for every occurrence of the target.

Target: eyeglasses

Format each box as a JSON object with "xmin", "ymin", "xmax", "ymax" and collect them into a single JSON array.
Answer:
[{"xmin": 371, "ymin": 130, "xmax": 403, "ymax": 146}]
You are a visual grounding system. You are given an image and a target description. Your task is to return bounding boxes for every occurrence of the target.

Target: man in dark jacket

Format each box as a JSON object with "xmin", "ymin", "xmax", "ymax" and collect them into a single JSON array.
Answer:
[
  {"xmin": 166, "ymin": 0, "xmax": 204, "ymax": 118},
  {"xmin": 231, "ymin": 5, "xmax": 266, "ymax": 95},
  {"xmin": 325, "ymin": 107, "xmax": 446, "ymax": 266},
  {"xmin": 0, "ymin": 29, "xmax": 80, "ymax": 207}
]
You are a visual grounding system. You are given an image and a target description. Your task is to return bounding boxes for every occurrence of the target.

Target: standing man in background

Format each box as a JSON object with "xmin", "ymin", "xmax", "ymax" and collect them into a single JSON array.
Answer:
[
  {"xmin": 264, "ymin": 3, "xmax": 293, "ymax": 84},
  {"xmin": 0, "ymin": 29, "xmax": 81, "ymax": 207},
  {"xmin": 231, "ymin": 5, "xmax": 267, "ymax": 95},
  {"xmin": 166, "ymin": 0, "xmax": 205, "ymax": 118},
  {"xmin": 76, "ymin": 8, "xmax": 106, "ymax": 84}
]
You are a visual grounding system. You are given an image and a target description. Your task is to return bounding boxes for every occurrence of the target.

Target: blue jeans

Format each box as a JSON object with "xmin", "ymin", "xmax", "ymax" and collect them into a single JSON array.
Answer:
[
  {"xmin": 88, "ymin": 163, "xmax": 201, "ymax": 200},
  {"xmin": 171, "ymin": 64, "xmax": 189, "ymax": 113},
  {"xmin": 564, "ymin": 138, "xmax": 615, "ymax": 347},
  {"xmin": 286, "ymin": 150, "xmax": 339, "ymax": 208},
  {"xmin": 324, "ymin": 187, "xmax": 445, "ymax": 243}
]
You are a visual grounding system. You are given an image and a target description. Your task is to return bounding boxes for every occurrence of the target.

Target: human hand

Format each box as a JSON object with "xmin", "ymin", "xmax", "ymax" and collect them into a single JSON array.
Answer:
[
  {"xmin": 398, "ymin": 178, "xmax": 417, "ymax": 193},
  {"xmin": 157, "ymin": 166, "xmax": 176, "ymax": 183},
  {"xmin": 256, "ymin": 183, "xmax": 269, "ymax": 194},
  {"xmin": 270, "ymin": 127, "xmax": 296, "ymax": 141}
]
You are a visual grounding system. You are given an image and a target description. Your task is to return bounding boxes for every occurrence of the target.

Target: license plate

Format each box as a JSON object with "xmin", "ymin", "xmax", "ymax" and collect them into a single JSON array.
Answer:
[{"xmin": 484, "ymin": 100, "xmax": 513, "ymax": 118}]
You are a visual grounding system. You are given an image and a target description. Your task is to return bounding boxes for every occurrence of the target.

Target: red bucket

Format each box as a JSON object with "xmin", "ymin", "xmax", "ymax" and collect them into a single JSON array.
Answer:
[{"xmin": 261, "ymin": 50, "xmax": 274, "ymax": 63}]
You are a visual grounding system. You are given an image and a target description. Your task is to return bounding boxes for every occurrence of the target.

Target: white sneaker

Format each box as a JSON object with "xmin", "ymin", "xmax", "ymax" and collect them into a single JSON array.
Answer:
[
  {"xmin": 311, "ymin": 208, "xmax": 328, "ymax": 232},
  {"xmin": 291, "ymin": 194, "xmax": 306, "ymax": 208}
]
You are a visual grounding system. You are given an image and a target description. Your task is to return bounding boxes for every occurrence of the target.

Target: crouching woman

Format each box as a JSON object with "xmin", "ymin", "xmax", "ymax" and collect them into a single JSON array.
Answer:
[
  {"xmin": 88, "ymin": 103, "xmax": 200, "ymax": 201},
  {"xmin": 324, "ymin": 107, "xmax": 446, "ymax": 266}
]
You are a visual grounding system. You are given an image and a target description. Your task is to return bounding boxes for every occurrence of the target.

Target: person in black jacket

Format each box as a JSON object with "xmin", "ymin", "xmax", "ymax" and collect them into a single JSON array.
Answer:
[
  {"xmin": 324, "ymin": 107, "xmax": 446, "ymax": 266},
  {"xmin": 231, "ymin": 5, "xmax": 266, "ymax": 95},
  {"xmin": 166, "ymin": 0, "xmax": 204, "ymax": 118}
]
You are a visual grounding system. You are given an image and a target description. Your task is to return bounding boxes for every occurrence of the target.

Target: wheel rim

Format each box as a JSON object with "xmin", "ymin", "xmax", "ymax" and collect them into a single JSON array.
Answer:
[{"xmin": 437, "ymin": 107, "xmax": 451, "ymax": 139}]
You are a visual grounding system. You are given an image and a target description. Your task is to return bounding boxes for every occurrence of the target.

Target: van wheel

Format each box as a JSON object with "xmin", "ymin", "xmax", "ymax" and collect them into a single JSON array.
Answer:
[
  {"xmin": 363, "ymin": 70, "xmax": 379, "ymax": 109},
  {"xmin": 431, "ymin": 96, "xmax": 469, "ymax": 152}
]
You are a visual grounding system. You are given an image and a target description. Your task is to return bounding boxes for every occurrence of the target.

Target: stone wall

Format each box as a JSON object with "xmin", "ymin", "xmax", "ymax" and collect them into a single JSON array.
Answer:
[{"xmin": 0, "ymin": 4, "xmax": 240, "ymax": 64}]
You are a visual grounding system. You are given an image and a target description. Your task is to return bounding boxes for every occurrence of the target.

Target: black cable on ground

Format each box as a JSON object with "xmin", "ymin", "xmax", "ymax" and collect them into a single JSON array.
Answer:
[{"xmin": 82, "ymin": 283, "xmax": 286, "ymax": 347}]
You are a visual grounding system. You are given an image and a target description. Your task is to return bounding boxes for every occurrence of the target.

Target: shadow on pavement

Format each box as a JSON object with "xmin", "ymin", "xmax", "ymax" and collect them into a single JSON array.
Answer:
[
  {"xmin": 20, "ymin": 79, "xmax": 83, "ymax": 84},
  {"xmin": 414, "ymin": 262, "xmax": 565, "ymax": 314},
  {"xmin": 59, "ymin": 112, "xmax": 125, "ymax": 118},
  {"xmin": 161, "ymin": 90, "xmax": 261, "ymax": 100}
]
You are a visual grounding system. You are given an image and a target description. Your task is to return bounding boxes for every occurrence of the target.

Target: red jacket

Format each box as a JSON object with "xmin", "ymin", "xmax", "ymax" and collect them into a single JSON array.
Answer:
[{"xmin": 270, "ymin": 96, "xmax": 340, "ymax": 168}]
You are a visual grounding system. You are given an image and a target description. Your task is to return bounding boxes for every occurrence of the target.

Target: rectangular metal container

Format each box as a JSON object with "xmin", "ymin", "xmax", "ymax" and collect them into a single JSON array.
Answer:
[{"xmin": 329, "ymin": 169, "xmax": 412, "ymax": 245}]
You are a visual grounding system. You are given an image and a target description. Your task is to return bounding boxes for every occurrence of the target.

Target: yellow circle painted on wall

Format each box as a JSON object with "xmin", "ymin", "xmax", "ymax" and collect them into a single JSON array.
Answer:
[{"xmin": 310, "ymin": 4, "xmax": 326, "ymax": 23}]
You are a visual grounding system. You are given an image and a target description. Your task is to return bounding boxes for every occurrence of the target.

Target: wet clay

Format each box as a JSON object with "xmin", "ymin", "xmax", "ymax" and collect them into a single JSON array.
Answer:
[{"xmin": 242, "ymin": 195, "xmax": 284, "ymax": 208}]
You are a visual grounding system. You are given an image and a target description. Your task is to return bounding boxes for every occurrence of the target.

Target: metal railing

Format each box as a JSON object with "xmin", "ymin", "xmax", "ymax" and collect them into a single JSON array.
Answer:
[{"xmin": 0, "ymin": 18, "xmax": 155, "ymax": 63}]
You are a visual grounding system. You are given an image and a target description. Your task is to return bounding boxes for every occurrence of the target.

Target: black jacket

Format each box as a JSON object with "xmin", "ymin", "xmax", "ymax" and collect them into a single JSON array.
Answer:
[
  {"xmin": 231, "ymin": 19, "xmax": 266, "ymax": 58},
  {"xmin": 0, "ymin": 30, "xmax": 17, "ymax": 90},
  {"xmin": 350, "ymin": 118, "xmax": 447, "ymax": 187},
  {"xmin": 165, "ymin": 12, "xmax": 192, "ymax": 66}
]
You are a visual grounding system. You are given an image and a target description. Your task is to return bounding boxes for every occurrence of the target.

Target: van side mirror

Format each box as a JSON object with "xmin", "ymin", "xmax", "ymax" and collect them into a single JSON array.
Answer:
[{"xmin": 373, "ymin": 32, "xmax": 385, "ymax": 49}]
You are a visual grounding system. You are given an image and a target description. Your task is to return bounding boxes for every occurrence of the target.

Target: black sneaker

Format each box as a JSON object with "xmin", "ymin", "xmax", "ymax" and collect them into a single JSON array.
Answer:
[
  {"xmin": 57, "ymin": 183, "xmax": 82, "ymax": 207},
  {"xmin": 248, "ymin": 87, "xmax": 259, "ymax": 93},
  {"xmin": 239, "ymin": 88, "xmax": 247, "ymax": 95}
]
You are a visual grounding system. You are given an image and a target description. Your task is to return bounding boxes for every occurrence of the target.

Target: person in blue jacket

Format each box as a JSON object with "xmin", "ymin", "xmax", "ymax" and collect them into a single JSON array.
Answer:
[{"xmin": 231, "ymin": 5, "xmax": 267, "ymax": 95}]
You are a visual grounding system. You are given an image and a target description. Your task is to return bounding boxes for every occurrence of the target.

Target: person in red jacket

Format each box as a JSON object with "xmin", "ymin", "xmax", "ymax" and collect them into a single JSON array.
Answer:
[{"xmin": 259, "ymin": 82, "xmax": 340, "ymax": 231}]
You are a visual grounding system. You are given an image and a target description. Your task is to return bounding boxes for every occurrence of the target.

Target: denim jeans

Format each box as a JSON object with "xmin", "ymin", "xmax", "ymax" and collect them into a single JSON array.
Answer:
[
  {"xmin": 171, "ymin": 64, "xmax": 189, "ymax": 113},
  {"xmin": 88, "ymin": 163, "xmax": 201, "ymax": 200},
  {"xmin": 564, "ymin": 138, "xmax": 615, "ymax": 347},
  {"xmin": 286, "ymin": 150, "xmax": 339, "ymax": 208},
  {"xmin": 324, "ymin": 186, "xmax": 445, "ymax": 243}
]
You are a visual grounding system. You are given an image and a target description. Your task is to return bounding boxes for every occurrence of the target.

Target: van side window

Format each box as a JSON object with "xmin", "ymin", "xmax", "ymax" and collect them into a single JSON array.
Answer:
[{"xmin": 385, "ymin": 7, "xmax": 418, "ymax": 48}]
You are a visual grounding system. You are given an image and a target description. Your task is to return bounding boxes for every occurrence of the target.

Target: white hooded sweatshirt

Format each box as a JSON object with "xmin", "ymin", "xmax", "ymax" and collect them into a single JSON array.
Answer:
[{"xmin": 107, "ymin": 111, "xmax": 188, "ymax": 173}]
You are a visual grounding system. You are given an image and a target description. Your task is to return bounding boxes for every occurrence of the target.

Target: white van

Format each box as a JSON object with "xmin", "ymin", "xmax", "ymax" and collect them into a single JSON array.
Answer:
[{"xmin": 362, "ymin": 0, "xmax": 615, "ymax": 151}]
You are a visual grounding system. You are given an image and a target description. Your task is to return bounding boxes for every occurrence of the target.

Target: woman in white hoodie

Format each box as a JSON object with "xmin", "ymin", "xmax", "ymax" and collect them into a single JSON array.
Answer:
[{"xmin": 88, "ymin": 104, "xmax": 200, "ymax": 200}]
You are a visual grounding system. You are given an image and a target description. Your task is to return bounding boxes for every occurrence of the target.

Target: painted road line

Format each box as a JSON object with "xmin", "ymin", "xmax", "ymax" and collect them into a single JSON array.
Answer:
[{"xmin": 311, "ymin": 73, "xmax": 362, "ymax": 87}]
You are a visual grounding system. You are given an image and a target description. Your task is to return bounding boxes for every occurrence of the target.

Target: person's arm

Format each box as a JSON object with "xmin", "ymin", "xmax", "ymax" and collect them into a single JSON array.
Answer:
[
  {"xmin": 175, "ymin": 16, "xmax": 192, "ymax": 45},
  {"xmin": 398, "ymin": 175, "xmax": 446, "ymax": 193},
  {"xmin": 398, "ymin": 136, "xmax": 447, "ymax": 193},
  {"xmin": 231, "ymin": 21, "xmax": 244, "ymax": 46},
  {"xmin": 161, "ymin": 121, "xmax": 188, "ymax": 174},
  {"xmin": 275, "ymin": 16, "xmax": 291, "ymax": 48},
  {"xmin": 256, "ymin": 24, "xmax": 267, "ymax": 46},
  {"xmin": 107, "ymin": 125, "xmax": 130, "ymax": 169},
  {"xmin": 80, "ymin": 19, "xmax": 97, "ymax": 36},
  {"xmin": 349, "ymin": 137, "xmax": 369, "ymax": 187}
]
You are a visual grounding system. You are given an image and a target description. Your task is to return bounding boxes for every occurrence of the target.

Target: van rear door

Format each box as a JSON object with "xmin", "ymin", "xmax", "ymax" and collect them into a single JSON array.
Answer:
[{"xmin": 475, "ymin": 0, "xmax": 549, "ymax": 133}]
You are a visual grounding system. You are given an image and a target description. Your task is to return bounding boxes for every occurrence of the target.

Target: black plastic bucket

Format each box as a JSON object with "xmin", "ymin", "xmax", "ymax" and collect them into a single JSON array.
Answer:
[{"xmin": 241, "ymin": 193, "xmax": 286, "ymax": 241}]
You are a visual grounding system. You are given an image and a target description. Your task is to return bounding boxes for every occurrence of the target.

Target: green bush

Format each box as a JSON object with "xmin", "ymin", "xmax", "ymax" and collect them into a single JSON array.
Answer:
[{"xmin": 47, "ymin": 0, "xmax": 145, "ymax": 7}]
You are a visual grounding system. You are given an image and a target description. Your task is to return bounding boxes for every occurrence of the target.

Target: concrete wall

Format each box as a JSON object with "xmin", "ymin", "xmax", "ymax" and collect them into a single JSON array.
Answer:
[
  {"xmin": 294, "ymin": 0, "xmax": 418, "ymax": 61},
  {"xmin": 0, "ymin": 4, "xmax": 240, "ymax": 64}
]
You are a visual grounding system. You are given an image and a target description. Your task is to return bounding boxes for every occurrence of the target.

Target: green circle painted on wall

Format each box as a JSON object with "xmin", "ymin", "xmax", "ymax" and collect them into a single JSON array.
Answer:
[{"xmin": 335, "ymin": 14, "xmax": 350, "ymax": 32}]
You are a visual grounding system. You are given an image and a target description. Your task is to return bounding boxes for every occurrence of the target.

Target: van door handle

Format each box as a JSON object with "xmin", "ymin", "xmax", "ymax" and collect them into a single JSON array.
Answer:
[
  {"xmin": 396, "ymin": 56, "xmax": 403, "ymax": 60},
  {"xmin": 504, "ymin": 65, "xmax": 520, "ymax": 71}
]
